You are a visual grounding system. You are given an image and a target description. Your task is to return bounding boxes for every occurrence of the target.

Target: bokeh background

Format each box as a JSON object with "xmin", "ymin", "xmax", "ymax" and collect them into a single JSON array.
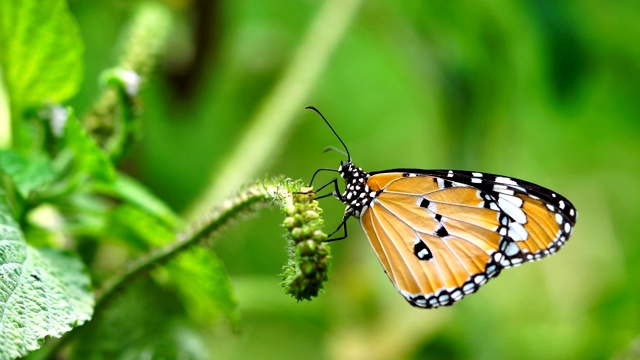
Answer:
[{"xmin": 69, "ymin": 1, "xmax": 639, "ymax": 359}]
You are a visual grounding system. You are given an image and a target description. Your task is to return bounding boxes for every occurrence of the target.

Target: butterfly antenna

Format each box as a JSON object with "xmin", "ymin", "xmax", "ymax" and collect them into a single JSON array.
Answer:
[{"xmin": 305, "ymin": 106, "xmax": 351, "ymax": 161}]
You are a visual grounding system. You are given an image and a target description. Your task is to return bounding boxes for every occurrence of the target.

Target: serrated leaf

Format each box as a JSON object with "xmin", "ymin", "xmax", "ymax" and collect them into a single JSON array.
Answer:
[
  {"xmin": 63, "ymin": 110, "xmax": 116, "ymax": 183},
  {"xmin": 168, "ymin": 248, "xmax": 240, "ymax": 329},
  {"xmin": 0, "ymin": 191, "xmax": 93, "ymax": 360},
  {"xmin": 0, "ymin": 150, "xmax": 55, "ymax": 197},
  {"xmin": 0, "ymin": 0, "xmax": 83, "ymax": 110}
]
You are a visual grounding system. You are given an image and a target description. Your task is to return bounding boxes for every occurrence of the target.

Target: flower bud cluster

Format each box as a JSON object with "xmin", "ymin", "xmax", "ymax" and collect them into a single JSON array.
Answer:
[{"xmin": 281, "ymin": 192, "xmax": 331, "ymax": 301}]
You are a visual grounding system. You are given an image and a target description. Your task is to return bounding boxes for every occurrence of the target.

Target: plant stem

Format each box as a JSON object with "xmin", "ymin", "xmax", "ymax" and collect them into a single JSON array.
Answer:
[
  {"xmin": 93, "ymin": 182, "xmax": 273, "ymax": 314},
  {"xmin": 185, "ymin": 0, "xmax": 364, "ymax": 219},
  {"xmin": 43, "ymin": 178, "xmax": 303, "ymax": 359}
]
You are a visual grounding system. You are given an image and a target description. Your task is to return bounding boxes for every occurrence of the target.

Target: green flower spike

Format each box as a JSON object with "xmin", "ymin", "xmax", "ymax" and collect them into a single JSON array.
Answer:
[{"xmin": 281, "ymin": 188, "xmax": 332, "ymax": 301}]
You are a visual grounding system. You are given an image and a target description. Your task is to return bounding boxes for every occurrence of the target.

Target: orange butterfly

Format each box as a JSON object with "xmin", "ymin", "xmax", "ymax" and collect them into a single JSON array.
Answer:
[{"xmin": 307, "ymin": 106, "xmax": 577, "ymax": 308}]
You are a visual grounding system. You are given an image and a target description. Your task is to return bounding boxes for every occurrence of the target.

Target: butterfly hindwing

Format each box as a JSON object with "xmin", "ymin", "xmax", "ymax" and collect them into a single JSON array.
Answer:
[{"xmin": 359, "ymin": 169, "xmax": 576, "ymax": 308}]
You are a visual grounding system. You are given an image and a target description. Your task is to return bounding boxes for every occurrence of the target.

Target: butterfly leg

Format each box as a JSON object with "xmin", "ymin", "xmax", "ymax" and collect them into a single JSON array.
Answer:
[
  {"xmin": 312, "ymin": 177, "xmax": 343, "ymax": 201},
  {"xmin": 326, "ymin": 214, "xmax": 349, "ymax": 242},
  {"xmin": 308, "ymin": 167, "xmax": 339, "ymax": 187}
]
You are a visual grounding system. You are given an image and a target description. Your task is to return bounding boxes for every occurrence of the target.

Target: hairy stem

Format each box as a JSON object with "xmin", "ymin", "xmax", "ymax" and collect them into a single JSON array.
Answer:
[
  {"xmin": 43, "ymin": 178, "xmax": 311, "ymax": 359},
  {"xmin": 94, "ymin": 178, "xmax": 303, "ymax": 316}
]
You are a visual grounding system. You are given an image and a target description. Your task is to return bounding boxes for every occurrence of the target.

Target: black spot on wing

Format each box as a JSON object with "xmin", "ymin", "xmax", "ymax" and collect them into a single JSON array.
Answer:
[
  {"xmin": 419, "ymin": 198, "xmax": 430, "ymax": 208},
  {"xmin": 413, "ymin": 240, "xmax": 433, "ymax": 261},
  {"xmin": 435, "ymin": 225, "xmax": 449, "ymax": 237}
]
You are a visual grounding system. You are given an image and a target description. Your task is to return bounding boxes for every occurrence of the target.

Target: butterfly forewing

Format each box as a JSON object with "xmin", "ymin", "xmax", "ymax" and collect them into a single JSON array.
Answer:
[{"xmin": 359, "ymin": 169, "xmax": 576, "ymax": 308}]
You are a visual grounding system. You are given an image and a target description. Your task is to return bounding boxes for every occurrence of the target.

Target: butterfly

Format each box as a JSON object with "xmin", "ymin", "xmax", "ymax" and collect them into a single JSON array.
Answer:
[{"xmin": 306, "ymin": 106, "xmax": 577, "ymax": 308}]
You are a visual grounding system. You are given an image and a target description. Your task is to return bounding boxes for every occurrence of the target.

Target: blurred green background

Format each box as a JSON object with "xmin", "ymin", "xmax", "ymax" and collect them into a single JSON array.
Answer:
[{"xmin": 69, "ymin": 0, "xmax": 639, "ymax": 359}]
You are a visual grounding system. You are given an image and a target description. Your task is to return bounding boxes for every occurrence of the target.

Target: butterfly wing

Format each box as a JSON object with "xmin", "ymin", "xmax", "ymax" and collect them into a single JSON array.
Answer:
[{"xmin": 360, "ymin": 169, "xmax": 577, "ymax": 308}]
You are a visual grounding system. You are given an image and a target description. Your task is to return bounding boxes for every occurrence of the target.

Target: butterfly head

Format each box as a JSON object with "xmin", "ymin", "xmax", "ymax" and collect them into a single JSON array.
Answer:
[{"xmin": 305, "ymin": 106, "xmax": 377, "ymax": 217}]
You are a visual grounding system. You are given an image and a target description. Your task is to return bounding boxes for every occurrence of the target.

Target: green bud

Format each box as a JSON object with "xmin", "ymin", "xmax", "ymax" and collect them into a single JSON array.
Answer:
[
  {"xmin": 298, "ymin": 240, "xmax": 317, "ymax": 256},
  {"xmin": 301, "ymin": 262, "xmax": 316, "ymax": 276},
  {"xmin": 316, "ymin": 243, "xmax": 329, "ymax": 256},
  {"xmin": 312, "ymin": 230, "xmax": 327, "ymax": 242},
  {"xmin": 304, "ymin": 210, "xmax": 319, "ymax": 221},
  {"xmin": 291, "ymin": 228, "xmax": 303, "ymax": 241},
  {"xmin": 285, "ymin": 205, "xmax": 296, "ymax": 216},
  {"xmin": 283, "ymin": 217, "xmax": 296, "ymax": 229},
  {"xmin": 301, "ymin": 225, "xmax": 312, "ymax": 238}
]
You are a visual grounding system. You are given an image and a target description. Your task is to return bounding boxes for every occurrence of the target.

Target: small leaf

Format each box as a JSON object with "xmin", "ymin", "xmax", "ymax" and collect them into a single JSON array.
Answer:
[
  {"xmin": 0, "ymin": 191, "xmax": 94, "ymax": 359},
  {"xmin": 0, "ymin": 150, "xmax": 55, "ymax": 198},
  {"xmin": 0, "ymin": 0, "xmax": 83, "ymax": 109},
  {"xmin": 63, "ymin": 109, "xmax": 116, "ymax": 183},
  {"xmin": 168, "ymin": 248, "xmax": 240, "ymax": 329}
]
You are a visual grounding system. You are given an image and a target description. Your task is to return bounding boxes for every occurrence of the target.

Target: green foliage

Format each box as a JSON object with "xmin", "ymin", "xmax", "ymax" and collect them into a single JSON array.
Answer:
[
  {"xmin": 0, "ymin": 191, "xmax": 92, "ymax": 360},
  {"xmin": 62, "ymin": 110, "xmax": 116, "ymax": 184},
  {"xmin": 0, "ymin": 151, "xmax": 55, "ymax": 198},
  {"xmin": 0, "ymin": 0, "xmax": 83, "ymax": 112},
  {"xmin": 73, "ymin": 280, "xmax": 209, "ymax": 360},
  {"xmin": 168, "ymin": 248, "xmax": 240, "ymax": 329},
  {"xmin": 1, "ymin": 0, "xmax": 639, "ymax": 359},
  {"xmin": 1, "ymin": 1, "xmax": 325, "ymax": 359}
]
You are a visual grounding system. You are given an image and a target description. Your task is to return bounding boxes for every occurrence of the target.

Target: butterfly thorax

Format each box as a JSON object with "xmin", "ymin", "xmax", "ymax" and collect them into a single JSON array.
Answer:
[{"xmin": 337, "ymin": 161, "xmax": 378, "ymax": 218}]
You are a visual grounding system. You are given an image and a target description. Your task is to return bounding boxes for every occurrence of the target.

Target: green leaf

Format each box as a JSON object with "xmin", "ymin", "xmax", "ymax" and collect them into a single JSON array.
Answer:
[
  {"xmin": 63, "ymin": 109, "xmax": 116, "ymax": 183},
  {"xmin": 73, "ymin": 280, "xmax": 209, "ymax": 360},
  {"xmin": 0, "ymin": 0, "xmax": 83, "ymax": 109},
  {"xmin": 96, "ymin": 174, "xmax": 181, "ymax": 230},
  {"xmin": 168, "ymin": 248, "xmax": 240, "ymax": 329},
  {"xmin": 0, "ymin": 191, "xmax": 93, "ymax": 360},
  {"xmin": 110, "ymin": 204, "xmax": 175, "ymax": 249},
  {"xmin": 0, "ymin": 150, "xmax": 55, "ymax": 198}
]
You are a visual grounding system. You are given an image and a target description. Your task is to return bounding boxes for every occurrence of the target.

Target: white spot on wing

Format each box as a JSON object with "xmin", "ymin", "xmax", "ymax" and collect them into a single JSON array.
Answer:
[
  {"xmin": 493, "ymin": 186, "xmax": 515, "ymax": 196},
  {"xmin": 555, "ymin": 213, "xmax": 563, "ymax": 224},
  {"xmin": 505, "ymin": 241, "xmax": 520, "ymax": 256},
  {"xmin": 509, "ymin": 222, "xmax": 529, "ymax": 241},
  {"xmin": 498, "ymin": 197, "xmax": 527, "ymax": 224},
  {"xmin": 499, "ymin": 193, "xmax": 524, "ymax": 207},
  {"xmin": 496, "ymin": 176, "xmax": 518, "ymax": 186}
]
